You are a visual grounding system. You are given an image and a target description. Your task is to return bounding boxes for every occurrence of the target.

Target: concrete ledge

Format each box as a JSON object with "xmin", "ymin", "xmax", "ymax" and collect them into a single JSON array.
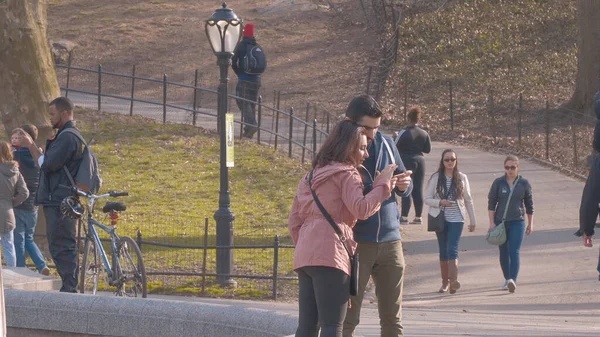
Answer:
[
  {"xmin": 3, "ymin": 267, "xmax": 61, "ymax": 291},
  {"xmin": 5, "ymin": 290, "xmax": 297, "ymax": 337}
]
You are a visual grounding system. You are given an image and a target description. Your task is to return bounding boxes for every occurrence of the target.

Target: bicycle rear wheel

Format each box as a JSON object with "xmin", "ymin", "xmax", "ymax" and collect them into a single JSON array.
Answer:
[
  {"xmin": 79, "ymin": 238, "xmax": 101, "ymax": 295},
  {"xmin": 115, "ymin": 236, "xmax": 147, "ymax": 298}
]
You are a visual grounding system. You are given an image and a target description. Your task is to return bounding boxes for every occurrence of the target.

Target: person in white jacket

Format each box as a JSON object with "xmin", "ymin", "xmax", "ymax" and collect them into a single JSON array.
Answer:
[{"xmin": 425, "ymin": 149, "xmax": 476, "ymax": 294}]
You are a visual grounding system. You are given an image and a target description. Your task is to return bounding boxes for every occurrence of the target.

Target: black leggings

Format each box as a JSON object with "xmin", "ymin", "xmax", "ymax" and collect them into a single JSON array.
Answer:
[
  {"xmin": 296, "ymin": 266, "xmax": 349, "ymax": 337},
  {"xmin": 401, "ymin": 155, "xmax": 426, "ymax": 217}
]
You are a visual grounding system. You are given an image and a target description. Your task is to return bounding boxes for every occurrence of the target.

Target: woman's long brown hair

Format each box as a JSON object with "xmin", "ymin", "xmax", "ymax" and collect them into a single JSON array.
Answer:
[{"xmin": 312, "ymin": 120, "xmax": 365, "ymax": 168}]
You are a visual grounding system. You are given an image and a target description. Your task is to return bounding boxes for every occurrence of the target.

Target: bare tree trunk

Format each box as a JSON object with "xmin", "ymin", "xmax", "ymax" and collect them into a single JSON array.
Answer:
[
  {"xmin": 567, "ymin": 0, "xmax": 600, "ymax": 116},
  {"xmin": 0, "ymin": 0, "xmax": 58, "ymax": 142}
]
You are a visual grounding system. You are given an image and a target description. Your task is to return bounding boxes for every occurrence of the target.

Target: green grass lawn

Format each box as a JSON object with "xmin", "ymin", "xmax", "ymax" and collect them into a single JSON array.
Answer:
[{"xmin": 4, "ymin": 109, "xmax": 307, "ymax": 299}]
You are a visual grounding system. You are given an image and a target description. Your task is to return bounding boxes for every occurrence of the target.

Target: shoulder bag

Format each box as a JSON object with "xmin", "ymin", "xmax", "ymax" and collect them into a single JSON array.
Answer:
[
  {"xmin": 427, "ymin": 177, "xmax": 453, "ymax": 232},
  {"xmin": 308, "ymin": 170, "xmax": 359, "ymax": 296},
  {"xmin": 486, "ymin": 177, "xmax": 520, "ymax": 245}
]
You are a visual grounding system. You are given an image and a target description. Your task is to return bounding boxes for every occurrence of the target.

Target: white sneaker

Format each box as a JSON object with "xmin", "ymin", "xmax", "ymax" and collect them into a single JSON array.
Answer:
[
  {"xmin": 507, "ymin": 279, "xmax": 516, "ymax": 293},
  {"xmin": 502, "ymin": 280, "xmax": 509, "ymax": 290}
]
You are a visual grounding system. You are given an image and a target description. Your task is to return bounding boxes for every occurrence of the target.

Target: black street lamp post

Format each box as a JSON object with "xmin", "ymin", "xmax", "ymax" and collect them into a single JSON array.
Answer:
[{"xmin": 205, "ymin": 2, "xmax": 243, "ymax": 287}]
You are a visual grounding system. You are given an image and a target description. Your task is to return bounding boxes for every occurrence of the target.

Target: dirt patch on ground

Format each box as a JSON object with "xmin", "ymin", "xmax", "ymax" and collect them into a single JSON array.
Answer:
[{"xmin": 48, "ymin": 0, "xmax": 379, "ymax": 118}]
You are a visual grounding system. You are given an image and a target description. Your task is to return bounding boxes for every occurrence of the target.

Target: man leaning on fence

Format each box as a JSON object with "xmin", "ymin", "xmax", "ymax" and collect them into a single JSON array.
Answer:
[
  {"xmin": 19, "ymin": 97, "xmax": 84, "ymax": 293},
  {"xmin": 232, "ymin": 23, "xmax": 266, "ymax": 139}
]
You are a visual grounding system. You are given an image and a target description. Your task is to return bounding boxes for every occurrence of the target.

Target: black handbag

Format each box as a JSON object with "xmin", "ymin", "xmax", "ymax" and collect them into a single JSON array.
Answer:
[
  {"xmin": 308, "ymin": 170, "xmax": 359, "ymax": 296},
  {"xmin": 427, "ymin": 178, "xmax": 453, "ymax": 232}
]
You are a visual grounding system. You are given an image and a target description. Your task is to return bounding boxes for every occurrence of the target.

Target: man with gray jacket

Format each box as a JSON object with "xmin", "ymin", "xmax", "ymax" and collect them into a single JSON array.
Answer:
[{"xmin": 20, "ymin": 97, "xmax": 84, "ymax": 293}]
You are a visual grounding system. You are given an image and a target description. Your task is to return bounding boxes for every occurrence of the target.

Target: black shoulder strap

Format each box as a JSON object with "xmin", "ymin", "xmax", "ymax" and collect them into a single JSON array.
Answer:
[
  {"xmin": 58, "ymin": 128, "xmax": 86, "ymax": 188},
  {"xmin": 308, "ymin": 170, "xmax": 352, "ymax": 258}
]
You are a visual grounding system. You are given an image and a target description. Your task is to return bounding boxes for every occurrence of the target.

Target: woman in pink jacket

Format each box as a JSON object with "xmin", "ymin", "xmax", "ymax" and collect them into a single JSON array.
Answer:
[{"xmin": 288, "ymin": 120, "xmax": 397, "ymax": 337}]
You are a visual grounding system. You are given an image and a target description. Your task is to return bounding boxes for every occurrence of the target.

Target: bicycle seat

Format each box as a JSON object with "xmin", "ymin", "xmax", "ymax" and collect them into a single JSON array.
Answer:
[{"xmin": 103, "ymin": 202, "xmax": 126, "ymax": 213}]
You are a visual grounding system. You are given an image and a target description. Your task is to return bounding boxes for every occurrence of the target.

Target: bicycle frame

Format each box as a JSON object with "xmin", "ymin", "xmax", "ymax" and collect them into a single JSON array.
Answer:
[
  {"xmin": 80, "ymin": 190, "xmax": 125, "ymax": 286},
  {"xmin": 84, "ymin": 216, "xmax": 120, "ymax": 283}
]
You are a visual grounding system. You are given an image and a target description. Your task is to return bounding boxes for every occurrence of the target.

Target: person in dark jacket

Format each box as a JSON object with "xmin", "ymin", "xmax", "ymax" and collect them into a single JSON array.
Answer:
[
  {"xmin": 395, "ymin": 106, "xmax": 431, "ymax": 225},
  {"xmin": 11, "ymin": 125, "xmax": 49, "ymax": 275},
  {"xmin": 488, "ymin": 155, "xmax": 534, "ymax": 293},
  {"xmin": 19, "ymin": 97, "xmax": 84, "ymax": 293},
  {"xmin": 578, "ymin": 85, "xmax": 600, "ymax": 280},
  {"xmin": 342, "ymin": 95, "xmax": 413, "ymax": 337},
  {"xmin": 232, "ymin": 23, "xmax": 263, "ymax": 139}
]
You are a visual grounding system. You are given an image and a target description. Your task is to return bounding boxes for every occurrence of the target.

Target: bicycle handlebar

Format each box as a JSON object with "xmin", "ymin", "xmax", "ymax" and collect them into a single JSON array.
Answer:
[{"xmin": 59, "ymin": 185, "xmax": 129, "ymax": 199}]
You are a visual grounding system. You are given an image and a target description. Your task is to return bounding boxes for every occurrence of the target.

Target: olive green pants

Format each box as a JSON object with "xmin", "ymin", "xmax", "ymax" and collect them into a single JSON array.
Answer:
[{"xmin": 342, "ymin": 240, "xmax": 405, "ymax": 337}]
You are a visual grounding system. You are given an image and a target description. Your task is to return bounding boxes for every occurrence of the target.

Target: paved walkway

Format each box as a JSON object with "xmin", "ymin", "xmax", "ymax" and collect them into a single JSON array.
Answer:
[
  {"xmin": 45, "ymin": 92, "xmax": 600, "ymax": 335},
  {"xmin": 145, "ymin": 141, "xmax": 600, "ymax": 336}
]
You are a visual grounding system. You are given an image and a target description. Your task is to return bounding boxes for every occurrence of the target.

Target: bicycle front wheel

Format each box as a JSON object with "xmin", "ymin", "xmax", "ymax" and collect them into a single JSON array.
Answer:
[
  {"xmin": 79, "ymin": 238, "xmax": 101, "ymax": 295},
  {"xmin": 115, "ymin": 236, "xmax": 147, "ymax": 298}
]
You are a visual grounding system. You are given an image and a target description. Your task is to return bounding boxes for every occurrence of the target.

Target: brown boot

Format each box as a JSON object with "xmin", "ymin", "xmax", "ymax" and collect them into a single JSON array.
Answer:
[
  {"xmin": 448, "ymin": 259, "xmax": 461, "ymax": 294},
  {"xmin": 438, "ymin": 260, "xmax": 449, "ymax": 293}
]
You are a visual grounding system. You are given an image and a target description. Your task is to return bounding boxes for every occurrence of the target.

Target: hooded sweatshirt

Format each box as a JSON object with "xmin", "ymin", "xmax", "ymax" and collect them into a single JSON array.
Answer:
[
  {"xmin": 288, "ymin": 163, "xmax": 392, "ymax": 275},
  {"xmin": 0, "ymin": 161, "xmax": 29, "ymax": 233}
]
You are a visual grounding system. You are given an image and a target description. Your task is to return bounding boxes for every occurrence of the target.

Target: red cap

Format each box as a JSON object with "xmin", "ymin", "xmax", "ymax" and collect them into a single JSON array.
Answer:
[{"xmin": 243, "ymin": 23, "xmax": 254, "ymax": 37}]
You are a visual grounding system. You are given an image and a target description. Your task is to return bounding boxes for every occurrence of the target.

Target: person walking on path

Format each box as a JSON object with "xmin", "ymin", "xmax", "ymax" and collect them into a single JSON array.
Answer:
[
  {"xmin": 424, "ymin": 149, "xmax": 476, "ymax": 294},
  {"xmin": 0, "ymin": 141, "xmax": 29, "ymax": 267},
  {"xmin": 232, "ymin": 23, "xmax": 265, "ymax": 139},
  {"xmin": 19, "ymin": 97, "xmax": 84, "ymax": 293},
  {"xmin": 577, "ymin": 84, "xmax": 600, "ymax": 280},
  {"xmin": 488, "ymin": 155, "xmax": 534, "ymax": 293},
  {"xmin": 342, "ymin": 95, "xmax": 413, "ymax": 337},
  {"xmin": 289, "ymin": 120, "xmax": 399, "ymax": 337},
  {"xmin": 11, "ymin": 125, "xmax": 50, "ymax": 275},
  {"xmin": 395, "ymin": 106, "xmax": 431, "ymax": 225}
]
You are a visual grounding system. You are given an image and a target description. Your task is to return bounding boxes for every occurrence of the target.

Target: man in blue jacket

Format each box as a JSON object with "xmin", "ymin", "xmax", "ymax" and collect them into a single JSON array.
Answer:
[
  {"xmin": 343, "ymin": 95, "xmax": 413, "ymax": 337},
  {"xmin": 20, "ymin": 97, "xmax": 84, "ymax": 293},
  {"xmin": 579, "ymin": 85, "xmax": 600, "ymax": 280},
  {"xmin": 232, "ymin": 23, "xmax": 263, "ymax": 139}
]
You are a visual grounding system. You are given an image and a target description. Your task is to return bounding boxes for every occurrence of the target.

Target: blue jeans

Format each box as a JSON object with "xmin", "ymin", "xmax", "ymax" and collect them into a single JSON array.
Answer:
[
  {"xmin": 1, "ymin": 230, "xmax": 16, "ymax": 267},
  {"xmin": 498, "ymin": 220, "xmax": 526, "ymax": 282},
  {"xmin": 14, "ymin": 208, "xmax": 47, "ymax": 272},
  {"xmin": 436, "ymin": 221, "xmax": 464, "ymax": 260}
]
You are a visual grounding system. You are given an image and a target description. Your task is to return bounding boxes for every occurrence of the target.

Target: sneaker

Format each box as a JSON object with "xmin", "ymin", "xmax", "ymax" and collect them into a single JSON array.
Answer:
[
  {"xmin": 40, "ymin": 267, "xmax": 50, "ymax": 276},
  {"xmin": 507, "ymin": 279, "xmax": 516, "ymax": 293},
  {"xmin": 449, "ymin": 280, "xmax": 461, "ymax": 294},
  {"xmin": 400, "ymin": 216, "xmax": 409, "ymax": 224},
  {"xmin": 502, "ymin": 280, "xmax": 509, "ymax": 290},
  {"xmin": 410, "ymin": 217, "xmax": 422, "ymax": 224}
]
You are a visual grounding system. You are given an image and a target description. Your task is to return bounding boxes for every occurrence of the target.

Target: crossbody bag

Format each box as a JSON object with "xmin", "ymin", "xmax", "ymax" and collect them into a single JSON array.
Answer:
[
  {"xmin": 486, "ymin": 177, "xmax": 520, "ymax": 245},
  {"xmin": 308, "ymin": 169, "xmax": 359, "ymax": 296}
]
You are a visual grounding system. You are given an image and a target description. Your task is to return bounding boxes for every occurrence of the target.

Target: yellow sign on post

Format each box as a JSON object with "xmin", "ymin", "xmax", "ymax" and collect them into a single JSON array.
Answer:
[{"xmin": 226, "ymin": 113, "xmax": 235, "ymax": 167}]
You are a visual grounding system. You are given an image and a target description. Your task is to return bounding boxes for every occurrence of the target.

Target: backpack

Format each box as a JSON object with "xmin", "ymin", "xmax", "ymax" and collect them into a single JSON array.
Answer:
[
  {"xmin": 394, "ymin": 128, "xmax": 407, "ymax": 145},
  {"xmin": 243, "ymin": 44, "xmax": 267, "ymax": 75},
  {"xmin": 60, "ymin": 129, "xmax": 102, "ymax": 194}
]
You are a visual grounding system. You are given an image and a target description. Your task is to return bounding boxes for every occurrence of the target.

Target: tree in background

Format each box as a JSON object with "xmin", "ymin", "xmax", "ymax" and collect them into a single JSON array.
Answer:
[
  {"xmin": 0, "ymin": 0, "xmax": 58, "ymax": 142},
  {"xmin": 568, "ymin": 0, "xmax": 600, "ymax": 115}
]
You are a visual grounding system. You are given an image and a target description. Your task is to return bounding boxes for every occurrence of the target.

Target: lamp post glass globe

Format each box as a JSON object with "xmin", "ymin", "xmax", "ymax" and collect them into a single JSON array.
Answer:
[{"xmin": 205, "ymin": 2, "xmax": 243, "ymax": 55}]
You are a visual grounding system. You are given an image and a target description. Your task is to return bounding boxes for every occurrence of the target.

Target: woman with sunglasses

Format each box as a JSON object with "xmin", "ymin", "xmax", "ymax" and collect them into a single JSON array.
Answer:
[
  {"xmin": 488, "ymin": 155, "xmax": 534, "ymax": 293},
  {"xmin": 425, "ymin": 149, "xmax": 476, "ymax": 294}
]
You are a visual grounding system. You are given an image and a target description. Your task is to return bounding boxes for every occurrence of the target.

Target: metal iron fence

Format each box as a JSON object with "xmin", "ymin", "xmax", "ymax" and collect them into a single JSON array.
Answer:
[
  {"xmin": 399, "ymin": 79, "xmax": 596, "ymax": 178},
  {"xmin": 55, "ymin": 61, "xmax": 332, "ymax": 164},
  {"xmin": 52, "ymin": 60, "xmax": 341, "ymax": 299}
]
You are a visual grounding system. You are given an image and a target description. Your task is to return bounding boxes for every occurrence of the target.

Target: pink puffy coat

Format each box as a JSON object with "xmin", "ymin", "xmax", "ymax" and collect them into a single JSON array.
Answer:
[{"xmin": 288, "ymin": 163, "xmax": 391, "ymax": 276}]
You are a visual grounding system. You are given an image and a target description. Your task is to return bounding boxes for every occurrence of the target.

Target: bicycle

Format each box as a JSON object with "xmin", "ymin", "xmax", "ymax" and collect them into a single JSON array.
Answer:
[{"xmin": 61, "ymin": 187, "xmax": 147, "ymax": 298}]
